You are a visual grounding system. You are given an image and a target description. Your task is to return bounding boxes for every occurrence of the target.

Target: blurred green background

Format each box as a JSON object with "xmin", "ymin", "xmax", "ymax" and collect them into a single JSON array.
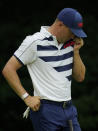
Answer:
[{"xmin": 0, "ymin": 0, "xmax": 98, "ymax": 131}]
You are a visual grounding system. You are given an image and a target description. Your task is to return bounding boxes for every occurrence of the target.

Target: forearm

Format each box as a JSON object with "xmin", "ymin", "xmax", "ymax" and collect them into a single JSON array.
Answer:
[
  {"xmin": 72, "ymin": 50, "xmax": 86, "ymax": 82},
  {"xmin": 2, "ymin": 65, "xmax": 28, "ymax": 99}
]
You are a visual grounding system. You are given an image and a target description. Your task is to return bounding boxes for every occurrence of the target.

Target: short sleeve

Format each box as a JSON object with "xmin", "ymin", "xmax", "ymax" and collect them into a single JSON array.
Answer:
[{"xmin": 14, "ymin": 36, "xmax": 38, "ymax": 65}]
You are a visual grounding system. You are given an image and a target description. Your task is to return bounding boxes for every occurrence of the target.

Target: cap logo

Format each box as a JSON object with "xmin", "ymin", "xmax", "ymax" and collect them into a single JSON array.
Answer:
[{"xmin": 78, "ymin": 22, "xmax": 83, "ymax": 28}]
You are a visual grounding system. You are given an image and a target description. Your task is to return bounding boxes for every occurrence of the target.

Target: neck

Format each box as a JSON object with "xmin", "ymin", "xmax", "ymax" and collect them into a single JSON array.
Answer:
[{"xmin": 48, "ymin": 25, "xmax": 57, "ymax": 37}]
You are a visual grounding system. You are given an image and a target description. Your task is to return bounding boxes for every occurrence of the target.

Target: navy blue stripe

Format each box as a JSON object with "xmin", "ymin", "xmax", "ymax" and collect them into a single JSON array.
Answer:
[
  {"xmin": 14, "ymin": 54, "xmax": 24, "ymax": 65},
  {"xmin": 54, "ymin": 63, "xmax": 73, "ymax": 72},
  {"xmin": 39, "ymin": 51, "xmax": 73, "ymax": 62},
  {"xmin": 66, "ymin": 75, "xmax": 72, "ymax": 81},
  {"xmin": 42, "ymin": 36, "xmax": 53, "ymax": 41},
  {"xmin": 37, "ymin": 45, "xmax": 58, "ymax": 51}
]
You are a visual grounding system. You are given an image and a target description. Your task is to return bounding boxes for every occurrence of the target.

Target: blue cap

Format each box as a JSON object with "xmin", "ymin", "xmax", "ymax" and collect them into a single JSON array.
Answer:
[{"xmin": 57, "ymin": 8, "xmax": 87, "ymax": 38}]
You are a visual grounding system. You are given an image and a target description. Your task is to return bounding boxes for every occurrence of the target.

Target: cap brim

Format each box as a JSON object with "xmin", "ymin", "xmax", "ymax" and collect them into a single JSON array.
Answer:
[{"xmin": 70, "ymin": 28, "xmax": 87, "ymax": 38}]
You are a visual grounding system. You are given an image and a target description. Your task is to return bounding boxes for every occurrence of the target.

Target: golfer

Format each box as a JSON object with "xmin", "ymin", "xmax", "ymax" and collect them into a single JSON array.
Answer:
[{"xmin": 2, "ymin": 8, "xmax": 87, "ymax": 131}]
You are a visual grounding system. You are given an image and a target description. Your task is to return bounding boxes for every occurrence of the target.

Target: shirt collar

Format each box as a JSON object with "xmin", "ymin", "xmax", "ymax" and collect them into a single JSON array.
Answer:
[
  {"xmin": 40, "ymin": 26, "xmax": 59, "ymax": 46},
  {"xmin": 40, "ymin": 26, "xmax": 51, "ymax": 37},
  {"xmin": 40, "ymin": 26, "xmax": 57, "ymax": 39}
]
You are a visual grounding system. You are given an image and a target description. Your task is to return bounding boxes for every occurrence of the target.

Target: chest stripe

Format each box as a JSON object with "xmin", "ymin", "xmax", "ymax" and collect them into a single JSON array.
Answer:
[
  {"xmin": 66, "ymin": 75, "xmax": 72, "ymax": 81},
  {"xmin": 37, "ymin": 45, "xmax": 58, "ymax": 51},
  {"xmin": 54, "ymin": 63, "xmax": 73, "ymax": 72},
  {"xmin": 39, "ymin": 51, "xmax": 73, "ymax": 62}
]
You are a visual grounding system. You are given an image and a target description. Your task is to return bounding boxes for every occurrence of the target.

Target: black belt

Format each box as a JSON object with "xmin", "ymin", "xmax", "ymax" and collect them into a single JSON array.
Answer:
[{"xmin": 41, "ymin": 99, "xmax": 72, "ymax": 109}]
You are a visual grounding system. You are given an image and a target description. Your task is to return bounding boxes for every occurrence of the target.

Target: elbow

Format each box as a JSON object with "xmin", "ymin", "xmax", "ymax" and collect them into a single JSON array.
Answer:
[
  {"xmin": 78, "ymin": 69, "xmax": 86, "ymax": 82},
  {"xmin": 77, "ymin": 72, "xmax": 85, "ymax": 82},
  {"xmin": 76, "ymin": 68, "xmax": 86, "ymax": 82},
  {"xmin": 2, "ymin": 67, "xmax": 5, "ymax": 76},
  {"xmin": 73, "ymin": 75, "xmax": 85, "ymax": 82},
  {"xmin": 2, "ymin": 64, "xmax": 12, "ymax": 78},
  {"xmin": 73, "ymin": 72, "xmax": 85, "ymax": 82},
  {"xmin": 2, "ymin": 66, "xmax": 8, "ymax": 78},
  {"xmin": 77, "ymin": 76, "xmax": 85, "ymax": 82}
]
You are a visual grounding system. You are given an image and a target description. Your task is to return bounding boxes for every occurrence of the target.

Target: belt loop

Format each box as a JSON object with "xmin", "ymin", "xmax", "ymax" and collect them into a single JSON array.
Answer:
[{"xmin": 63, "ymin": 101, "xmax": 66, "ymax": 109}]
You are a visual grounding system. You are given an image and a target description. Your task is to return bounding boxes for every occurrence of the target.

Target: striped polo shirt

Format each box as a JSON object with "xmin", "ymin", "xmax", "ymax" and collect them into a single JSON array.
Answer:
[{"xmin": 14, "ymin": 26, "xmax": 74, "ymax": 101}]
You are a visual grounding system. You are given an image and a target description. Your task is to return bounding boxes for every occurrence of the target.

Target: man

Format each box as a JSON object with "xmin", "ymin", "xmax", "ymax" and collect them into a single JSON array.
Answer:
[{"xmin": 2, "ymin": 8, "xmax": 87, "ymax": 131}]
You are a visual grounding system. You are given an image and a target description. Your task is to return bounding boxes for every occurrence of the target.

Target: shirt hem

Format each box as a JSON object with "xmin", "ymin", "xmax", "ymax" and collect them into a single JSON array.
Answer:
[{"xmin": 13, "ymin": 54, "xmax": 24, "ymax": 66}]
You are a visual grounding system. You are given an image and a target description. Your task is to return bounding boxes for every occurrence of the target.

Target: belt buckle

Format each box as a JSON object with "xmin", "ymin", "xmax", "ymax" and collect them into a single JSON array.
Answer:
[{"xmin": 63, "ymin": 101, "xmax": 66, "ymax": 109}]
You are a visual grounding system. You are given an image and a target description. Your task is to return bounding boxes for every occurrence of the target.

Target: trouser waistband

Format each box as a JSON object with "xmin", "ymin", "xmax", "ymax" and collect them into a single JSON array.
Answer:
[{"xmin": 41, "ymin": 99, "xmax": 72, "ymax": 109}]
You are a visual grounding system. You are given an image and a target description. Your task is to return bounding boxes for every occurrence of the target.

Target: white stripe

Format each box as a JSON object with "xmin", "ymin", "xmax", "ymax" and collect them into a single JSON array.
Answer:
[
  {"xmin": 59, "ymin": 69, "xmax": 72, "ymax": 77},
  {"xmin": 46, "ymin": 57, "xmax": 73, "ymax": 67},
  {"xmin": 37, "ymin": 46, "xmax": 73, "ymax": 57}
]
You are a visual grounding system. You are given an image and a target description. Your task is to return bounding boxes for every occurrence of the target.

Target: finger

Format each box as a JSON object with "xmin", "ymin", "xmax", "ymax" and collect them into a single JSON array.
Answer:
[
  {"xmin": 74, "ymin": 38, "xmax": 82, "ymax": 42},
  {"xmin": 31, "ymin": 106, "xmax": 38, "ymax": 111},
  {"xmin": 35, "ymin": 96, "xmax": 40, "ymax": 100},
  {"xmin": 33, "ymin": 103, "xmax": 41, "ymax": 111},
  {"xmin": 36, "ymin": 103, "xmax": 41, "ymax": 109},
  {"xmin": 75, "ymin": 43, "xmax": 80, "ymax": 45},
  {"xmin": 31, "ymin": 107, "xmax": 36, "ymax": 111},
  {"xmin": 37, "ymin": 96, "xmax": 41, "ymax": 99},
  {"xmin": 33, "ymin": 106, "xmax": 39, "ymax": 111}
]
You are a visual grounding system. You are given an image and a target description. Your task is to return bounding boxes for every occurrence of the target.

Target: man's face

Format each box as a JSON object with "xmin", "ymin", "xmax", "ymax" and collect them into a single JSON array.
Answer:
[{"xmin": 59, "ymin": 24, "xmax": 75, "ymax": 43}]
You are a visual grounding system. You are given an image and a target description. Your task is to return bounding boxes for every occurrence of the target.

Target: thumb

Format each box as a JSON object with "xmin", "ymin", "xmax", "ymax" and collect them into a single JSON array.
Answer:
[{"xmin": 36, "ymin": 96, "xmax": 40, "ymax": 99}]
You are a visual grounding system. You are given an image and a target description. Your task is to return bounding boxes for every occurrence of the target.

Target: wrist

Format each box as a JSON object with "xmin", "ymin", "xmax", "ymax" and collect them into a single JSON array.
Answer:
[
  {"xmin": 23, "ymin": 95, "xmax": 32, "ymax": 106},
  {"xmin": 21, "ymin": 92, "xmax": 29, "ymax": 100},
  {"xmin": 74, "ymin": 50, "xmax": 79, "ymax": 55}
]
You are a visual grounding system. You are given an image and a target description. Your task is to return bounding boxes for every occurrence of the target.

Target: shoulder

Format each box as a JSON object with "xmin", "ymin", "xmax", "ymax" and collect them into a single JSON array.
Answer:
[{"xmin": 23, "ymin": 32, "xmax": 45, "ymax": 45}]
